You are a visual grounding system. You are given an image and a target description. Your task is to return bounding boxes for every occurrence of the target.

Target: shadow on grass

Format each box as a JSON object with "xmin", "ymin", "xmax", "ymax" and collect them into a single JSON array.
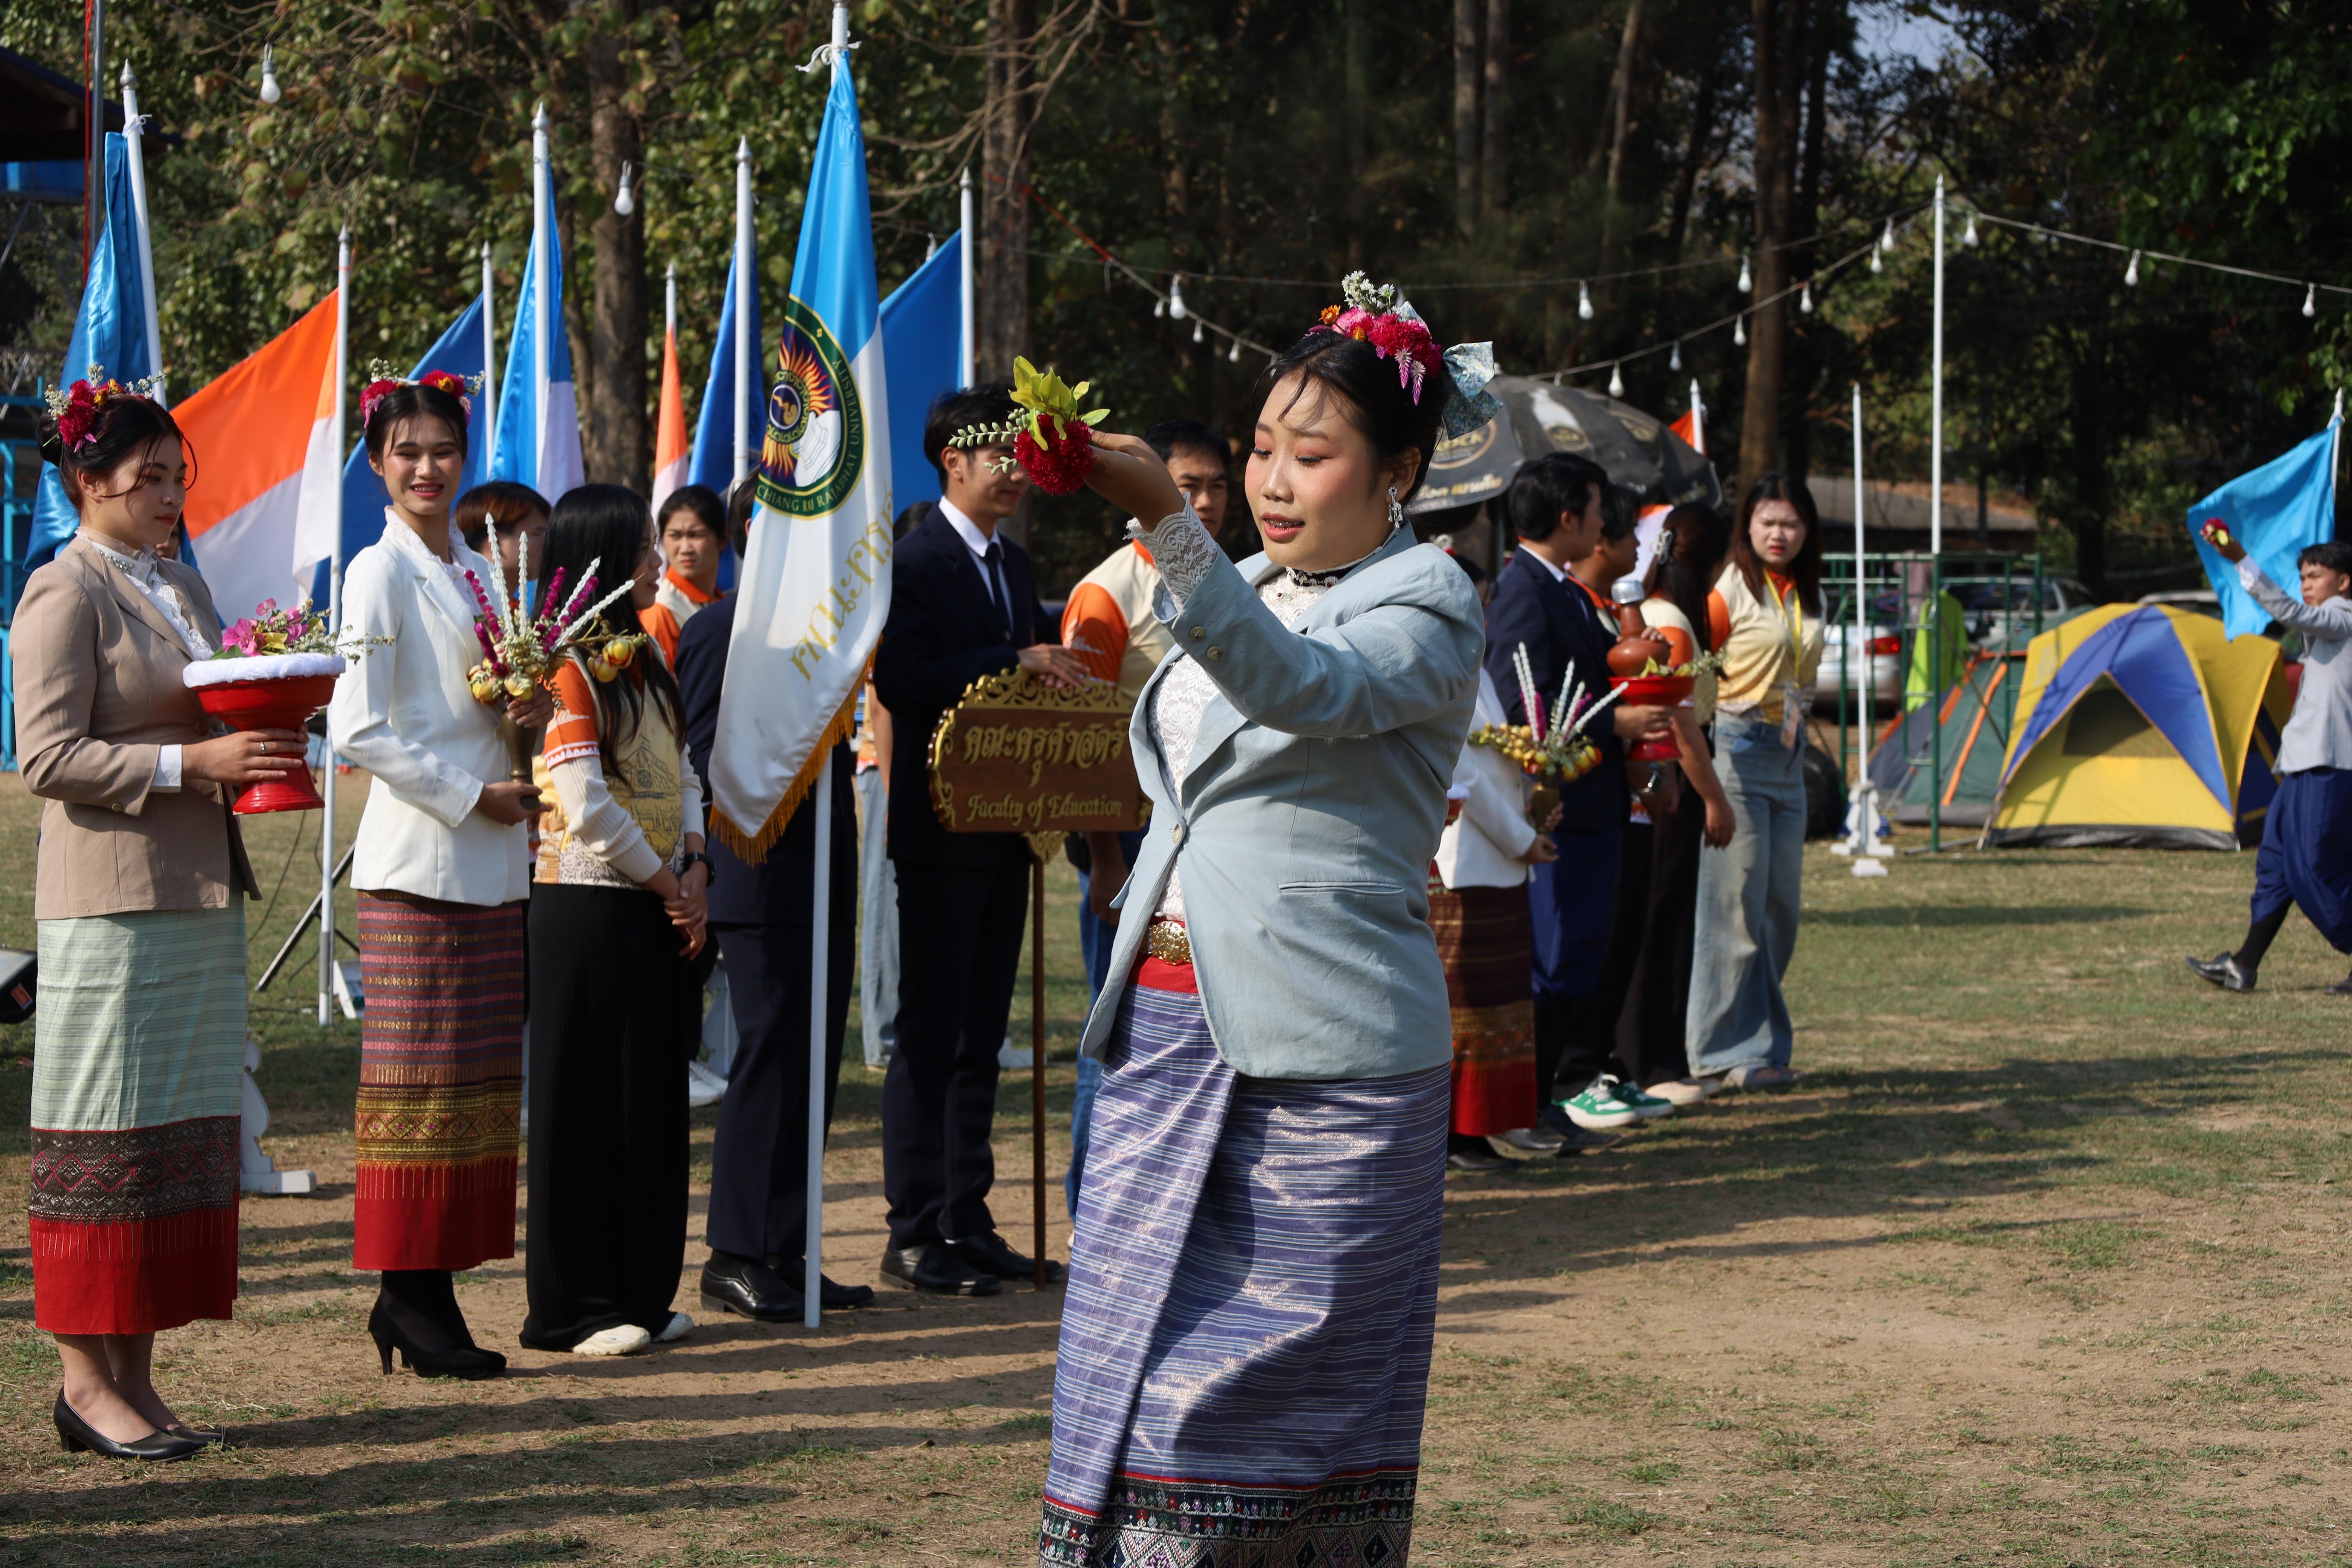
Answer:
[{"xmin": 1805, "ymin": 904, "xmax": 2159, "ymax": 927}]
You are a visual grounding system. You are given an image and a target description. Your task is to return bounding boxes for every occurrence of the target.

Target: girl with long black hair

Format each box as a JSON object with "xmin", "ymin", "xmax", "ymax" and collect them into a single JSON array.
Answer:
[{"xmin": 519, "ymin": 482, "xmax": 710, "ymax": 1357}]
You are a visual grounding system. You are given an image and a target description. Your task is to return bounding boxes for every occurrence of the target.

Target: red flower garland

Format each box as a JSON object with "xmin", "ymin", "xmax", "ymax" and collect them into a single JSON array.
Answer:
[{"xmin": 1015, "ymin": 419, "xmax": 1096, "ymax": 496}]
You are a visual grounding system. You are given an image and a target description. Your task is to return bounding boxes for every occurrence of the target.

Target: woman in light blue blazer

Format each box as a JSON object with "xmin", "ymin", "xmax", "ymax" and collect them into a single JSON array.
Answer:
[{"xmin": 1039, "ymin": 278, "xmax": 1497, "ymax": 1568}]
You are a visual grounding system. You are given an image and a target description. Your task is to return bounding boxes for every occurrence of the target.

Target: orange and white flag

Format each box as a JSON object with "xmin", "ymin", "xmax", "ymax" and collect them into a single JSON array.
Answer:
[
  {"xmin": 176, "ymin": 292, "xmax": 342, "ymax": 625},
  {"xmin": 651, "ymin": 319, "xmax": 689, "ymax": 510}
]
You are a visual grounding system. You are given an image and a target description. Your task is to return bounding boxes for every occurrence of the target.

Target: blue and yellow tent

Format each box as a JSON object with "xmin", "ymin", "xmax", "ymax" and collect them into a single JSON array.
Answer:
[{"xmin": 1986, "ymin": 605, "xmax": 2291, "ymax": 850}]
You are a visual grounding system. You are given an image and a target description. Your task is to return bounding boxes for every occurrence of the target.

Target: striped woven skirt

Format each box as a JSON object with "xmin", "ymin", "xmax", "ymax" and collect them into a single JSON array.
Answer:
[
  {"xmin": 1040, "ymin": 971, "xmax": 1449, "ymax": 1567},
  {"xmin": 1430, "ymin": 884, "xmax": 1539, "ymax": 1136},
  {"xmin": 30, "ymin": 906, "xmax": 246, "ymax": 1335},
  {"xmin": 353, "ymin": 891, "xmax": 524, "ymax": 1273}
]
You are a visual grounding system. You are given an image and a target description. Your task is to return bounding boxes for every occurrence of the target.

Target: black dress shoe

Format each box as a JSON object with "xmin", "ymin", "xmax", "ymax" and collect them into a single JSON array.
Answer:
[
  {"xmin": 945, "ymin": 1230, "xmax": 1066, "ymax": 1286},
  {"xmin": 2328, "ymin": 972, "xmax": 2352, "ymax": 996},
  {"xmin": 167, "ymin": 1424, "xmax": 225, "ymax": 1447},
  {"xmin": 54, "ymin": 1393, "xmax": 203, "ymax": 1462},
  {"xmin": 367, "ymin": 1304, "xmax": 506, "ymax": 1380},
  {"xmin": 1551, "ymin": 1125, "xmax": 1626, "ymax": 1157},
  {"xmin": 700, "ymin": 1253, "xmax": 805, "ymax": 1323},
  {"xmin": 761, "ymin": 1258, "xmax": 878, "ymax": 1310},
  {"xmin": 880, "ymin": 1243, "xmax": 1004, "ymax": 1296},
  {"xmin": 1446, "ymin": 1145, "xmax": 1513, "ymax": 1173},
  {"xmin": 2187, "ymin": 952, "xmax": 2256, "ymax": 992}
]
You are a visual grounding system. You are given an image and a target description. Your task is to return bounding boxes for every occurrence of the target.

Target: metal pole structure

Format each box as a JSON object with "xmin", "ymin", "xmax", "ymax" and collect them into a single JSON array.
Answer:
[
  {"xmin": 479, "ymin": 240, "xmax": 497, "ymax": 448},
  {"xmin": 320, "ymin": 228, "xmax": 350, "ymax": 1026},
  {"xmin": 1853, "ymin": 384, "xmax": 1868, "ymax": 785},
  {"xmin": 733, "ymin": 139, "xmax": 753, "ymax": 490},
  {"xmin": 86, "ymin": 0, "xmax": 104, "ymax": 273},
  {"xmin": 1032, "ymin": 854, "xmax": 1046, "ymax": 1289},
  {"xmin": 959, "ymin": 167, "xmax": 976, "ymax": 388},
  {"xmin": 1931, "ymin": 175, "xmax": 1945, "ymax": 559},
  {"xmin": 118, "ymin": 62, "xmax": 164, "ymax": 403},
  {"xmin": 533, "ymin": 106, "xmax": 551, "ymax": 480},
  {"xmin": 665, "ymin": 262, "xmax": 676, "ymax": 341},
  {"xmin": 830, "ymin": 0, "xmax": 849, "ymax": 74}
]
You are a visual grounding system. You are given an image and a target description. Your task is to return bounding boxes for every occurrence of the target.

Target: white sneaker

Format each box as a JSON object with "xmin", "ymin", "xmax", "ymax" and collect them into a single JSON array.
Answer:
[
  {"xmin": 1558, "ymin": 1076, "xmax": 1645, "ymax": 1130},
  {"xmin": 686, "ymin": 1060, "xmax": 728, "ymax": 1108},
  {"xmin": 1647, "ymin": 1077, "xmax": 1719, "ymax": 1107},
  {"xmin": 572, "ymin": 1324, "xmax": 652, "ymax": 1356},
  {"xmin": 655, "ymin": 1311, "xmax": 692, "ymax": 1343},
  {"xmin": 1493, "ymin": 1126, "xmax": 1566, "ymax": 1154}
]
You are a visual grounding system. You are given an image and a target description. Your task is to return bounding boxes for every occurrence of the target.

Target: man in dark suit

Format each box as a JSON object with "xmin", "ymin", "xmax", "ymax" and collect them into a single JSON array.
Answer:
[
  {"xmin": 677, "ymin": 479, "xmax": 868, "ymax": 1320},
  {"xmin": 872, "ymin": 383, "xmax": 1090, "ymax": 1295},
  {"xmin": 1484, "ymin": 453, "xmax": 1672, "ymax": 1148}
]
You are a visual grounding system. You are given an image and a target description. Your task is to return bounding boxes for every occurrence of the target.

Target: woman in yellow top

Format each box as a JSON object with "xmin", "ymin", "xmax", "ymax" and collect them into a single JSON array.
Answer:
[
  {"xmin": 520, "ymin": 484, "xmax": 711, "ymax": 1358},
  {"xmin": 1687, "ymin": 474, "xmax": 1824, "ymax": 1091}
]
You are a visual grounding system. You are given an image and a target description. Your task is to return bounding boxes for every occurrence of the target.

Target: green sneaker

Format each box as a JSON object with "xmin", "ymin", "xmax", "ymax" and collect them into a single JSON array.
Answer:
[
  {"xmin": 1615, "ymin": 1078, "xmax": 1676, "ymax": 1120},
  {"xmin": 1557, "ymin": 1076, "xmax": 1643, "ymax": 1130}
]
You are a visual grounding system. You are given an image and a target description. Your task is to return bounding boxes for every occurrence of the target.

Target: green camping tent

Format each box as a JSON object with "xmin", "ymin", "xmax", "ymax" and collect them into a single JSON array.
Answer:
[{"xmin": 1865, "ymin": 650, "xmax": 2023, "ymax": 827}]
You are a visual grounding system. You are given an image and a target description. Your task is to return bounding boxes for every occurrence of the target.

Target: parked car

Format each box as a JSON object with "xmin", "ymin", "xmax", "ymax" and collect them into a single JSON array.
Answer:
[
  {"xmin": 1814, "ymin": 588, "xmax": 1905, "ymax": 708},
  {"xmin": 2135, "ymin": 589, "xmax": 2221, "ymax": 618},
  {"xmin": 1962, "ymin": 575, "xmax": 2099, "ymax": 649}
]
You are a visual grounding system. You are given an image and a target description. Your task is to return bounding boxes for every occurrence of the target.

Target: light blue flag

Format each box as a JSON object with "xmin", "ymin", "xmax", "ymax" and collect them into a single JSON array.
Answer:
[
  {"xmin": 309, "ymin": 297, "xmax": 492, "ymax": 608},
  {"xmin": 29, "ymin": 134, "xmax": 156, "ymax": 571},
  {"xmin": 492, "ymin": 151, "xmax": 584, "ymax": 503},
  {"xmin": 707, "ymin": 61, "xmax": 891, "ymax": 850},
  {"xmin": 2190, "ymin": 417, "xmax": 2342, "ymax": 640},
  {"xmin": 878, "ymin": 231, "xmax": 963, "ymax": 514},
  {"xmin": 689, "ymin": 239, "xmax": 764, "ymax": 498}
]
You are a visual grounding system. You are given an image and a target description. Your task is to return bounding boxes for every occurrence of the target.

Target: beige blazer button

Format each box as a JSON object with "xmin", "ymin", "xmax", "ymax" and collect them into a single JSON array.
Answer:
[
  {"xmin": 1170, "ymin": 822, "xmax": 1185, "ymax": 844},
  {"xmin": 1206, "ymin": 646, "xmax": 1223, "ymax": 660}
]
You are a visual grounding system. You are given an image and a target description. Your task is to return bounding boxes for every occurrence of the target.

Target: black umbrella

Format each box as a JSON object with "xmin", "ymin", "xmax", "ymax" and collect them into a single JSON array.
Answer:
[{"xmin": 1409, "ymin": 375, "xmax": 1721, "ymax": 516}]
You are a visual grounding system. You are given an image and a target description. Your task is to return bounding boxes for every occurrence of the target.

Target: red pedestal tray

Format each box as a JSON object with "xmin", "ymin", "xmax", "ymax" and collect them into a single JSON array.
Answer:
[
  {"xmin": 1610, "ymin": 672, "xmax": 1696, "ymax": 762},
  {"xmin": 185, "ymin": 662, "xmax": 342, "ymax": 814}
]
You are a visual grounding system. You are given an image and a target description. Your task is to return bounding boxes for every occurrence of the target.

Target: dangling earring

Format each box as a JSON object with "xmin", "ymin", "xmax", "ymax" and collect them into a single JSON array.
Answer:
[{"xmin": 1387, "ymin": 486, "xmax": 1404, "ymax": 530}]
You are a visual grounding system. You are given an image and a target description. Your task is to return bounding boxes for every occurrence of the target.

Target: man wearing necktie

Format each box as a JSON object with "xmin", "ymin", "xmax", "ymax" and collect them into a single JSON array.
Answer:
[{"xmin": 872, "ymin": 383, "xmax": 1090, "ymax": 1295}]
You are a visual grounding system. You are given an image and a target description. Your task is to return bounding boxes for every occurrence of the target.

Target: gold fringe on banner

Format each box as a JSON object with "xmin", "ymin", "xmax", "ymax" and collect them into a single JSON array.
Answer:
[{"xmin": 709, "ymin": 688, "xmax": 861, "ymax": 864}]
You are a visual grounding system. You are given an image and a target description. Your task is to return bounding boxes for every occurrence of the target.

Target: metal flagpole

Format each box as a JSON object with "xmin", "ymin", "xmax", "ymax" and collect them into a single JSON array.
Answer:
[
  {"xmin": 733, "ymin": 139, "xmax": 753, "ymax": 490},
  {"xmin": 118, "ymin": 62, "xmax": 164, "ymax": 403},
  {"xmin": 479, "ymin": 240, "xmax": 497, "ymax": 447},
  {"xmin": 959, "ymin": 167, "xmax": 976, "ymax": 388},
  {"xmin": 802, "ymin": 0, "xmax": 853, "ymax": 1332},
  {"xmin": 86, "ymin": 0, "xmax": 104, "ymax": 273},
  {"xmin": 533, "ymin": 106, "xmax": 551, "ymax": 482},
  {"xmin": 1931, "ymin": 175, "xmax": 1945, "ymax": 557},
  {"xmin": 320, "ymin": 228, "xmax": 350, "ymax": 1026},
  {"xmin": 666, "ymin": 262, "xmax": 677, "ymax": 341}
]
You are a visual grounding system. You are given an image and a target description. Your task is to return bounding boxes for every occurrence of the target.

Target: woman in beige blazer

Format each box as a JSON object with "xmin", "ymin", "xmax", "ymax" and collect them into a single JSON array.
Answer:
[
  {"xmin": 326, "ymin": 375, "xmax": 547, "ymax": 1379},
  {"xmin": 15, "ymin": 385, "xmax": 302, "ymax": 1461}
]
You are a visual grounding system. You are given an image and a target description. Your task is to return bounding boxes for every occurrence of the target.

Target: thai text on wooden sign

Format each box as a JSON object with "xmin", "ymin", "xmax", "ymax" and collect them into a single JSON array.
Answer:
[{"xmin": 928, "ymin": 670, "xmax": 1149, "ymax": 835}]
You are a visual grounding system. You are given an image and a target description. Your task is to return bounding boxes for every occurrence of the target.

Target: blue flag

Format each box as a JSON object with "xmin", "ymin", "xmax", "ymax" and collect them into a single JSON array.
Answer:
[
  {"xmin": 2191, "ymin": 418, "xmax": 2342, "ymax": 640},
  {"xmin": 309, "ymin": 297, "xmax": 493, "ymax": 607},
  {"xmin": 28, "ymin": 134, "xmax": 156, "ymax": 572},
  {"xmin": 878, "ymin": 232, "xmax": 963, "ymax": 514},
  {"xmin": 706, "ymin": 61, "xmax": 891, "ymax": 851},
  {"xmin": 689, "ymin": 237, "xmax": 764, "ymax": 498},
  {"xmin": 492, "ymin": 142, "xmax": 584, "ymax": 502}
]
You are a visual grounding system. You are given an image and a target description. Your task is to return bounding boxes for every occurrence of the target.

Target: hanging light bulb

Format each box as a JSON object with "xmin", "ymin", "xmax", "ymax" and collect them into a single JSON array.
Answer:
[
  {"xmin": 1738, "ymin": 254, "xmax": 1752, "ymax": 293},
  {"xmin": 1153, "ymin": 296, "xmax": 1165, "ymax": 319},
  {"xmin": 1800, "ymin": 281, "xmax": 1814, "ymax": 314},
  {"xmin": 2305, "ymin": 284, "xmax": 2318, "ymax": 320},
  {"xmin": 1669, "ymin": 341, "xmax": 1682, "ymax": 371},
  {"xmin": 260, "ymin": 43, "xmax": 282, "ymax": 104},
  {"xmin": 1192, "ymin": 319, "xmax": 1204, "ymax": 344},
  {"xmin": 1608, "ymin": 363, "xmax": 1625, "ymax": 398},
  {"xmin": 1870, "ymin": 247, "xmax": 1883, "ymax": 275},
  {"xmin": 1228, "ymin": 337, "xmax": 1242, "ymax": 364},
  {"xmin": 1578, "ymin": 282, "xmax": 1594, "ymax": 320},
  {"xmin": 1879, "ymin": 218, "xmax": 1896, "ymax": 252},
  {"xmin": 1168, "ymin": 274, "xmax": 1188, "ymax": 321},
  {"xmin": 1962, "ymin": 211, "xmax": 1979, "ymax": 247},
  {"xmin": 613, "ymin": 161, "xmax": 635, "ymax": 217},
  {"xmin": 1733, "ymin": 315, "xmax": 1747, "ymax": 346},
  {"xmin": 2124, "ymin": 250, "xmax": 2141, "ymax": 286}
]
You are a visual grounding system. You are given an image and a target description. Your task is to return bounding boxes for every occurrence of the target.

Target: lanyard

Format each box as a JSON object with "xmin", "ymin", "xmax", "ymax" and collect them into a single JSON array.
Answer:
[{"xmin": 1764, "ymin": 573, "xmax": 1804, "ymax": 676}]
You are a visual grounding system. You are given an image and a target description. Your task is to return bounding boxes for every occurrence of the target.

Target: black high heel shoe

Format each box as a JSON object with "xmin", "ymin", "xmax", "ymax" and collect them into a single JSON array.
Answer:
[
  {"xmin": 54, "ymin": 1392, "xmax": 204, "ymax": 1462},
  {"xmin": 368, "ymin": 1304, "xmax": 506, "ymax": 1380}
]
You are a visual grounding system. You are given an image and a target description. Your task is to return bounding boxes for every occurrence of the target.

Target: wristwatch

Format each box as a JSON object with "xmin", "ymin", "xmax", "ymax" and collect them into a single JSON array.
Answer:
[{"xmin": 681, "ymin": 850, "xmax": 716, "ymax": 884}]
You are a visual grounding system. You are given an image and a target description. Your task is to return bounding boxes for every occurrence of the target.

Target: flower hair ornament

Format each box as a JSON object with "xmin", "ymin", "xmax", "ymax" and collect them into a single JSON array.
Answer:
[
  {"xmin": 43, "ymin": 364, "xmax": 167, "ymax": 452},
  {"xmin": 1316, "ymin": 272, "xmax": 1503, "ymax": 441},
  {"xmin": 360, "ymin": 363, "xmax": 486, "ymax": 428}
]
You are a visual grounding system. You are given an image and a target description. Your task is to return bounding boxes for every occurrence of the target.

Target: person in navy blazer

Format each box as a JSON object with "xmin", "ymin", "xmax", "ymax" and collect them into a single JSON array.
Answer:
[
  {"xmin": 871, "ymin": 384, "xmax": 1090, "ymax": 1296},
  {"xmin": 674, "ymin": 482, "xmax": 865, "ymax": 1321},
  {"xmin": 1482, "ymin": 453, "xmax": 1671, "ymax": 1137}
]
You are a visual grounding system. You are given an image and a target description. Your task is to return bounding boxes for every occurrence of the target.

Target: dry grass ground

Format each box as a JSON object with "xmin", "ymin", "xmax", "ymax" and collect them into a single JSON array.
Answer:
[{"xmin": 0, "ymin": 771, "xmax": 2346, "ymax": 1566}]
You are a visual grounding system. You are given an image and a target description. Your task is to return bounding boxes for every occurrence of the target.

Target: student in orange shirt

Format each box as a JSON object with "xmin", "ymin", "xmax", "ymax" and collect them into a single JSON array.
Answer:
[
  {"xmin": 1056, "ymin": 420, "xmax": 1233, "ymax": 1211},
  {"xmin": 654, "ymin": 484, "xmax": 728, "ymax": 642}
]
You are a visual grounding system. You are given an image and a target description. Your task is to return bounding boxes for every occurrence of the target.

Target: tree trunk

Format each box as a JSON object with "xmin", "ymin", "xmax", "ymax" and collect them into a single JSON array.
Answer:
[
  {"xmin": 1481, "ymin": 0, "xmax": 1509, "ymax": 217},
  {"xmin": 1665, "ymin": 49, "xmax": 1721, "ymax": 258},
  {"xmin": 559, "ymin": 195, "xmax": 593, "ymax": 466},
  {"xmin": 2069, "ymin": 305, "xmax": 2110, "ymax": 595},
  {"xmin": 979, "ymin": 0, "xmax": 1035, "ymax": 382},
  {"xmin": 1453, "ymin": 0, "xmax": 1480, "ymax": 237},
  {"xmin": 1737, "ymin": 0, "xmax": 1804, "ymax": 489},
  {"xmin": 584, "ymin": 17, "xmax": 647, "ymax": 489},
  {"xmin": 1345, "ymin": 0, "xmax": 1368, "ymax": 252},
  {"xmin": 1596, "ymin": 0, "xmax": 1644, "ymax": 278},
  {"xmin": 1784, "ymin": 9, "xmax": 1827, "ymax": 488}
]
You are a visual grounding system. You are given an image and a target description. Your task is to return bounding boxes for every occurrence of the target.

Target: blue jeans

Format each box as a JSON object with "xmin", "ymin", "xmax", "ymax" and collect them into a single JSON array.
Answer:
[
  {"xmin": 1686, "ymin": 715, "xmax": 1807, "ymax": 1076},
  {"xmin": 1068, "ymin": 831, "xmax": 1145, "ymax": 1214}
]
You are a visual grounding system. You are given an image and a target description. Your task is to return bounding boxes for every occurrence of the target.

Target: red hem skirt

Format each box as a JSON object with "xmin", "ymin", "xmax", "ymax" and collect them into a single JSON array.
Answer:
[{"xmin": 1429, "ymin": 885, "xmax": 1539, "ymax": 1136}]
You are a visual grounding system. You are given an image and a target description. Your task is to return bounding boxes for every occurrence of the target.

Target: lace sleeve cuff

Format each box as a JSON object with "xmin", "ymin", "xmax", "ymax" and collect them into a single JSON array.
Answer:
[{"xmin": 1130, "ymin": 502, "xmax": 1221, "ymax": 611}]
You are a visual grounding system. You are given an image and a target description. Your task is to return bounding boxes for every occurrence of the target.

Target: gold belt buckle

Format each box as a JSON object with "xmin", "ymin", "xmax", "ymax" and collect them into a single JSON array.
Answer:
[{"xmin": 1145, "ymin": 919, "xmax": 1193, "ymax": 966}]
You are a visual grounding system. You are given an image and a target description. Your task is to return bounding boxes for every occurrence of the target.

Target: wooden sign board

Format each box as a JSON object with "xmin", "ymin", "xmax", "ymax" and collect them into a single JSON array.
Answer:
[{"xmin": 928, "ymin": 670, "xmax": 1150, "ymax": 836}]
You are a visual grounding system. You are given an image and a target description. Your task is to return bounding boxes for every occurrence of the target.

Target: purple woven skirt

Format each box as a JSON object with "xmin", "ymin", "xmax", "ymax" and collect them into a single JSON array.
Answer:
[{"xmin": 1039, "ymin": 975, "xmax": 1450, "ymax": 1567}]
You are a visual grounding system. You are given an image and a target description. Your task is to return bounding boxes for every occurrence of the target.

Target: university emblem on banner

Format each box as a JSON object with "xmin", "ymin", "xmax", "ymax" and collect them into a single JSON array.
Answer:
[{"xmin": 756, "ymin": 296, "xmax": 865, "ymax": 517}]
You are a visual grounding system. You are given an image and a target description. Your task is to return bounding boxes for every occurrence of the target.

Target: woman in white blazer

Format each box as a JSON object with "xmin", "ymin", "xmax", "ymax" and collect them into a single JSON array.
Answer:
[
  {"xmin": 1430, "ymin": 664, "xmax": 1559, "ymax": 1169},
  {"xmin": 327, "ymin": 375, "xmax": 549, "ymax": 1380}
]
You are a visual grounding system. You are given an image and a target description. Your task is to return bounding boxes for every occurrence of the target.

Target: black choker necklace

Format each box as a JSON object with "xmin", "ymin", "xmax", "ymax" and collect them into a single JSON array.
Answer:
[{"xmin": 1283, "ymin": 564, "xmax": 1350, "ymax": 588}]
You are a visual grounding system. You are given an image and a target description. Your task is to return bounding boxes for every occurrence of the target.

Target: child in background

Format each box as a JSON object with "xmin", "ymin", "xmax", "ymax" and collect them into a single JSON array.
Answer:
[{"xmin": 2189, "ymin": 531, "xmax": 2352, "ymax": 993}]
